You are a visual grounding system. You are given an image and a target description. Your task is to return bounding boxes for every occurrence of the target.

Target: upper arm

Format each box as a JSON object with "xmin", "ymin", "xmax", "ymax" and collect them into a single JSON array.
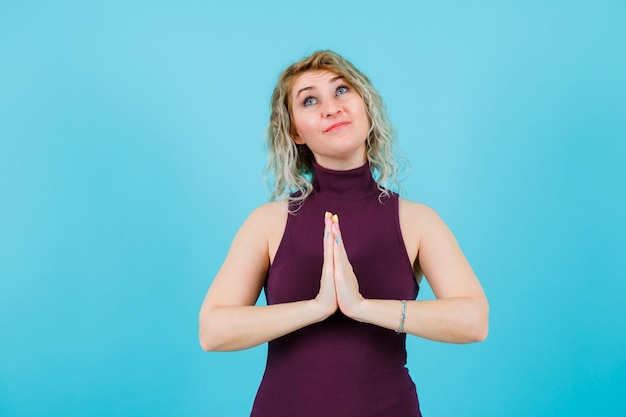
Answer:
[
  {"xmin": 401, "ymin": 200, "xmax": 485, "ymax": 300},
  {"xmin": 201, "ymin": 202, "xmax": 287, "ymax": 310}
]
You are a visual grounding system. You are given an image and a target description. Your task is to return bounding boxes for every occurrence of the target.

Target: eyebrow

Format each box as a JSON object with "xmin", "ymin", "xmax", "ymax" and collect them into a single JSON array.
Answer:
[{"xmin": 295, "ymin": 75, "xmax": 345, "ymax": 99}]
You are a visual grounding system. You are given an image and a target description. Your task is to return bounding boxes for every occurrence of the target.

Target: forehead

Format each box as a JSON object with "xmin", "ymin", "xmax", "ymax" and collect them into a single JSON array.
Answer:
[{"xmin": 291, "ymin": 70, "xmax": 343, "ymax": 94}]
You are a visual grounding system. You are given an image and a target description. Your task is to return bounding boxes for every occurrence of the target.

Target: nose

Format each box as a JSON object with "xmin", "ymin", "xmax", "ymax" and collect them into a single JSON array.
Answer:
[{"xmin": 322, "ymin": 99, "xmax": 341, "ymax": 117}]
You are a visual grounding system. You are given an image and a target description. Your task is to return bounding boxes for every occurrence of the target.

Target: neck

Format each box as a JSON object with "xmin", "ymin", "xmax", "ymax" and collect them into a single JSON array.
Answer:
[
  {"xmin": 311, "ymin": 160, "xmax": 378, "ymax": 199},
  {"xmin": 312, "ymin": 151, "xmax": 367, "ymax": 171}
]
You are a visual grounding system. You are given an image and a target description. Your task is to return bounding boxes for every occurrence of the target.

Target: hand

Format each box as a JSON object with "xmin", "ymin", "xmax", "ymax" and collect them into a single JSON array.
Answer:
[
  {"xmin": 314, "ymin": 212, "xmax": 339, "ymax": 318},
  {"xmin": 330, "ymin": 214, "xmax": 364, "ymax": 319}
]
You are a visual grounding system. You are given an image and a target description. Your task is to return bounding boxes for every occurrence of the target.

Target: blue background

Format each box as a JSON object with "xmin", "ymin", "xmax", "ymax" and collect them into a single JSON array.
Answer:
[{"xmin": 1, "ymin": 1, "xmax": 625, "ymax": 416}]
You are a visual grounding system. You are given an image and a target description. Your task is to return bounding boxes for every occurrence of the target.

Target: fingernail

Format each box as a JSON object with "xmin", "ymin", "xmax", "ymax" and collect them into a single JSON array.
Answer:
[
  {"xmin": 325, "ymin": 211, "xmax": 332, "ymax": 219},
  {"xmin": 335, "ymin": 236, "xmax": 339, "ymax": 244},
  {"xmin": 332, "ymin": 214, "xmax": 339, "ymax": 223},
  {"xmin": 325, "ymin": 231, "xmax": 330, "ymax": 239}
]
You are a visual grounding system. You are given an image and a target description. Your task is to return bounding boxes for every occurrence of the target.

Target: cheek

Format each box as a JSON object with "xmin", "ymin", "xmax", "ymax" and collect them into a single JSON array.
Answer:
[
  {"xmin": 291, "ymin": 114, "xmax": 312, "ymax": 144},
  {"xmin": 350, "ymin": 98, "xmax": 367, "ymax": 119},
  {"xmin": 293, "ymin": 113, "xmax": 315, "ymax": 136},
  {"xmin": 357, "ymin": 104, "xmax": 370, "ymax": 129}
]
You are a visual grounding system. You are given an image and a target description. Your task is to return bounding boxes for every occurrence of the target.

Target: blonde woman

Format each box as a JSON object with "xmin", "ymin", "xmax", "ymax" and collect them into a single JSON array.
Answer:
[{"xmin": 199, "ymin": 50, "xmax": 489, "ymax": 416}]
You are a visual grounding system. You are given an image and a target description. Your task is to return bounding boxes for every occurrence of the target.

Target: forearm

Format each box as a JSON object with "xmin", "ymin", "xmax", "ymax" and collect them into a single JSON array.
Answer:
[
  {"xmin": 351, "ymin": 297, "xmax": 489, "ymax": 344},
  {"xmin": 199, "ymin": 300, "xmax": 331, "ymax": 352}
]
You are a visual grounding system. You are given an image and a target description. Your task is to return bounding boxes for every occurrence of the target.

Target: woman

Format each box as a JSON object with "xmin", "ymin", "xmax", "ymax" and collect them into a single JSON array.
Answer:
[{"xmin": 199, "ymin": 50, "xmax": 489, "ymax": 416}]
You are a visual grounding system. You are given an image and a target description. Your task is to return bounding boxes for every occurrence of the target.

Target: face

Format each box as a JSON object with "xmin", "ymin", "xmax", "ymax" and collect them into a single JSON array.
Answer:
[{"xmin": 290, "ymin": 70, "xmax": 370, "ymax": 170}]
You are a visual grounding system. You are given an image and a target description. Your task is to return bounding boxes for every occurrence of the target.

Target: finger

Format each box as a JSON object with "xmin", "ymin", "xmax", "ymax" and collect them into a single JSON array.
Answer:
[
  {"xmin": 324, "ymin": 211, "xmax": 333, "ymax": 241},
  {"xmin": 332, "ymin": 224, "xmax": 352, "ymax": 279},
  {"xmin": 331, "ymin": 219, "xmax": 340, "ymax": 244},
  {"xmin": 331, "ymin": 220, "xmax": 346, "ymax": 259},
  {"xmin": 322, "ymin": 211, "xmax": 334, "ymax": 272}
]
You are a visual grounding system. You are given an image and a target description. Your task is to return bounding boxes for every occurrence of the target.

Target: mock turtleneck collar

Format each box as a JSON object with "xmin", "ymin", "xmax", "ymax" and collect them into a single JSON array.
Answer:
[{"xmin": 312, "ymin": 161, "xmax": 378, "ymax": 199}]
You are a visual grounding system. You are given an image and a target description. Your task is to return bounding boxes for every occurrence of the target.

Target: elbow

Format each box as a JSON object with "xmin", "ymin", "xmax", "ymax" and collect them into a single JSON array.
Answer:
[
  {"xmin": 470, "ymin": 299, "xmax": 490, "ymax": 343},
  {"xmin": 198, "ymin": 311, "xmax": 222, "ymax": 352},
  {"xmin": 198, "ymin": 307, "xmax": 243, "ymax": 352},
  {"xmin": 200, "ymin": 337, "xmax": 220, "ymax": 353},
  {"xmin": 199, "ymin": 325, "xmax": 227, "ymax": 352},
  {"xmin": 199, "ymin": 329, "xmax": 215, "ymax": 352},
  {"xmin": 454, "ymin": 297, "xmax": 489, "ymax": 343},
  {"xmin": 472, "ymin": 322, "xmax": 489, "ymax": 343}
]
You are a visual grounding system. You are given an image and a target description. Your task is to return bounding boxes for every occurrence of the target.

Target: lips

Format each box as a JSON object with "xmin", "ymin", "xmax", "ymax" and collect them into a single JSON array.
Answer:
[{"xmin": 324, "ymin": 121, "xmax": 351, "ymax": 133}]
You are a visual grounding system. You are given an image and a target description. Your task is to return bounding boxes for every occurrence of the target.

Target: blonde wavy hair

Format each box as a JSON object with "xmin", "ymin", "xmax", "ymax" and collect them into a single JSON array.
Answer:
[{"xmin": 265, "ymin": 50, "xmax": 406, "ymax": 206}]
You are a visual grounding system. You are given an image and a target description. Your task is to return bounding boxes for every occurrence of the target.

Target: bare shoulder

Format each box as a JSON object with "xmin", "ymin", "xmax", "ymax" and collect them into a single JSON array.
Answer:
[
  {"xmin": 242, "ymin": 201, "xmax": 287, "ymax": 232},
  {"xmin": 246, "ymin": 200, "xmax": 289, "ymax": 228},
  {"xmin": 398, "ymin": 198, "xmax": 448, "ymax": 268},
  {"xmin": 244, "ymin": 200, "xmax": 289, "ymax": 263},
  {"xmin": 398, "ymin": 198, "xmax": 444, "ymax": 232},
  {"xmin": 398, "ymin": 198, "xmax": 439, "ymax": 219}
]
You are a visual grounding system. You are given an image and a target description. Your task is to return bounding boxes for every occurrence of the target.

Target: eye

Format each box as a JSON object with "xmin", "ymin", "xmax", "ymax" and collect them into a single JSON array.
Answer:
[
  {"xmin": 336, "ymin": 85, "xmax": 349, "ymax": 96},
  {"xmin": 303, "ymin": 96, "xmax": 317, "ymax": 106}
]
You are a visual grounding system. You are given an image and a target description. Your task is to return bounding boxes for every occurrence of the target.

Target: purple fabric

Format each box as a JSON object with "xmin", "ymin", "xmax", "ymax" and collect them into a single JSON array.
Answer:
[{"xmin": 251, "ymin": 162, "xmax": 421, "ymax": 417}]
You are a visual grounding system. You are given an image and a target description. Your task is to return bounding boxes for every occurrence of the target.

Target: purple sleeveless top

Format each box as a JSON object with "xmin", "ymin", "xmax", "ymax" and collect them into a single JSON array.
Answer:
[{"xmin": 251, "ymin": 162, "xmax": 421, "ymax": 417}]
